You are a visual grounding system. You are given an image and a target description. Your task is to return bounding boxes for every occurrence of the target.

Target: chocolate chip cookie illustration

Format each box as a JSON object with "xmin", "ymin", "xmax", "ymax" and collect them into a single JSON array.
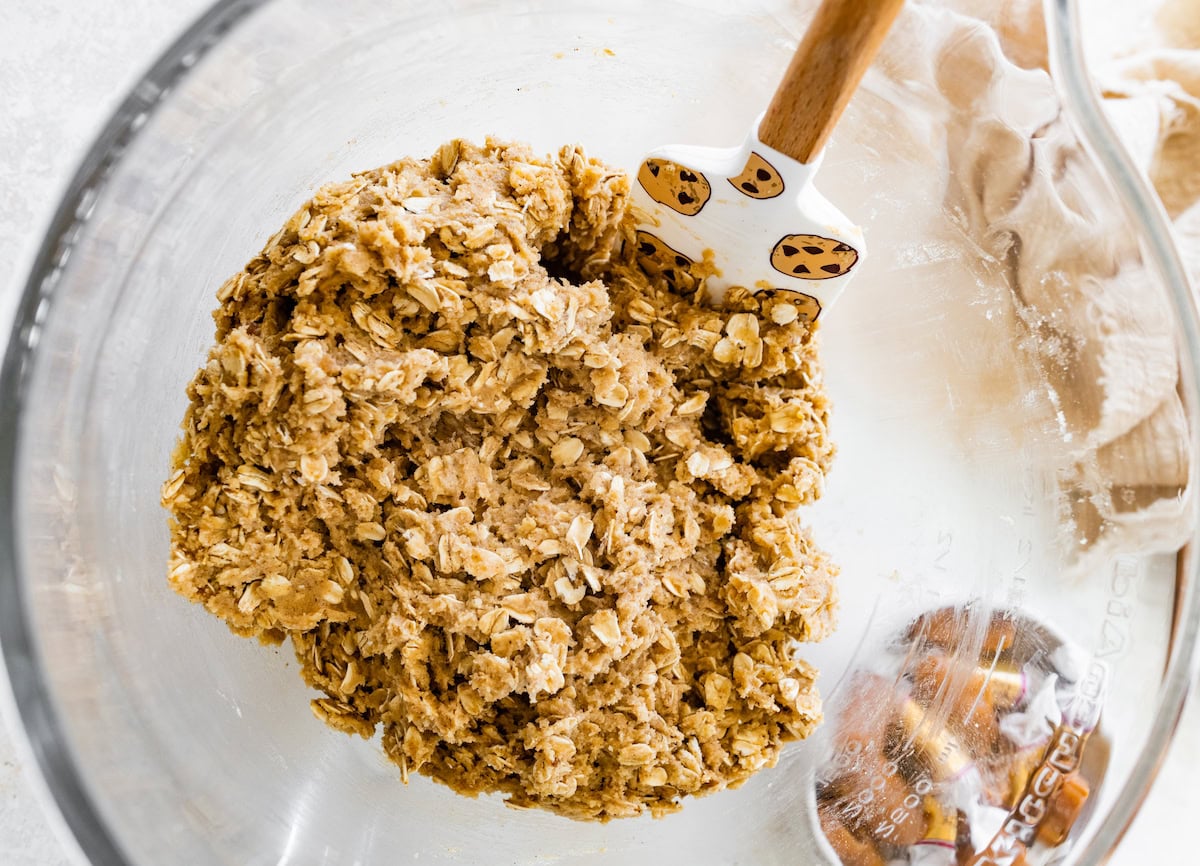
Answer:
[
  {"xmin": 634, "ymin": 230, "xmax": 695, "ymax": 289},
  {"xmin": 637, "ymin": 158, "xmax": 711, "ymax": 216},
  {"xmin": 760, "ymin": 288, "xmax": 822, "ymax": 322},
  {"xmin": 770, "ymin": 234, "xmax": 859, "ymax": 279},
  {"xmin": 728, "ymin": 152, "xmax": 785, "ymax": 199}
]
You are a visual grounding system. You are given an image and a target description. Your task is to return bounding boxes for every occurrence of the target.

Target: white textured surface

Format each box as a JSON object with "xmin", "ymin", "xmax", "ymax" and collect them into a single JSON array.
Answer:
[{"xmin": 0, "ymin": 1, "xmax": 1197, "ymax": 864}]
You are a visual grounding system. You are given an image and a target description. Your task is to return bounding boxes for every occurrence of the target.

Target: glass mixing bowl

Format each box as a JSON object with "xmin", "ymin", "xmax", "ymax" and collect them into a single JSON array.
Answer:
[{"xmin": 2, "ymin": 0, "xmax": 1198, "ymax": 864}]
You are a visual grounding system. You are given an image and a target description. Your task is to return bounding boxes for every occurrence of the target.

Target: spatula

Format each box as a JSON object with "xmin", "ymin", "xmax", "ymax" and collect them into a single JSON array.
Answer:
[{"xmin": 631, "ymin": 0, "xmax": 905, "ymax": 321}]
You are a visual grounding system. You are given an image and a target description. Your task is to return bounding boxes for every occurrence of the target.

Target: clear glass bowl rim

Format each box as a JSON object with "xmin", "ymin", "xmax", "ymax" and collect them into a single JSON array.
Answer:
[{"xmin": 1, "ymin": 0, "xmax": 1197, "ymax": 863}]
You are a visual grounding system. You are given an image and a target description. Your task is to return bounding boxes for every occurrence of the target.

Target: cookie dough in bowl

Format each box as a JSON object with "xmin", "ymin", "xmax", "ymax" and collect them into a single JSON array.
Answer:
[{"xmin": 162, "ymin": 138, "xmax": 839, "ymax": 820}]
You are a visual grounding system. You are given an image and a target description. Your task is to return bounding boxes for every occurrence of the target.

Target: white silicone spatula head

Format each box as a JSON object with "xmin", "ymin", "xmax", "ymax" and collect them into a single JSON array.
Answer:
[{"xmin": 631, "ymin": 0, "xmax": 905, "ymax": 321}]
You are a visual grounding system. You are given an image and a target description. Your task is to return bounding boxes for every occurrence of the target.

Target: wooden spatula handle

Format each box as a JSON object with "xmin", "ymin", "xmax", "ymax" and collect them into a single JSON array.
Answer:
[{"xmin": 759, "ymin": 0, "xmax": 905, "ymax": 164}]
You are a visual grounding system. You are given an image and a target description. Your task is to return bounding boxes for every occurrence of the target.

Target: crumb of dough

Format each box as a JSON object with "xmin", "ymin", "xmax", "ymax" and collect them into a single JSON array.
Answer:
[{"xmin": 162, "ymin": 138, "xmax": 838, "ymax": 821}]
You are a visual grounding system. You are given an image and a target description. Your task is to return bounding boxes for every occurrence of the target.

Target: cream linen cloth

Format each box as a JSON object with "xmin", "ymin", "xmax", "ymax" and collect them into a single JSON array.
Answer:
[{"xmin": 869, "ymin": 0, "xmax": 1200, "ymax": 565}]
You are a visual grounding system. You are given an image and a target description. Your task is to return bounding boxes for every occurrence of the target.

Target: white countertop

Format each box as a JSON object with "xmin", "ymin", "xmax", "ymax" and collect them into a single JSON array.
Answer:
[{"xmin": 1, "ymin": 1, "xmax": 1198, "ymax": 863}]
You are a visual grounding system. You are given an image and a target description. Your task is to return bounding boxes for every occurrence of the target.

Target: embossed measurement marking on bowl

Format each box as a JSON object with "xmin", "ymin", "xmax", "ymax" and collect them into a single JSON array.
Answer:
[{"xmin": 811, "ymin": 609, "xmax": 1109, "ymax": 866}]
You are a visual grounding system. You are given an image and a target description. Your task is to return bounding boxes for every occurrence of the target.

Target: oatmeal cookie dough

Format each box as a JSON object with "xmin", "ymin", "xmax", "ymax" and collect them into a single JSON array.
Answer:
[{"xmin": 162, "ymin": 138, "xmax": 838, "ymax": 821}]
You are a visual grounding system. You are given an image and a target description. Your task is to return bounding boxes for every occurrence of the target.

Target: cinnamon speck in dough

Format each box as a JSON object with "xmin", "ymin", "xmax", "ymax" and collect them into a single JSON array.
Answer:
[{"xmin": 162, "ymin": 138, "xmax": 838, "ymax": 821}]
